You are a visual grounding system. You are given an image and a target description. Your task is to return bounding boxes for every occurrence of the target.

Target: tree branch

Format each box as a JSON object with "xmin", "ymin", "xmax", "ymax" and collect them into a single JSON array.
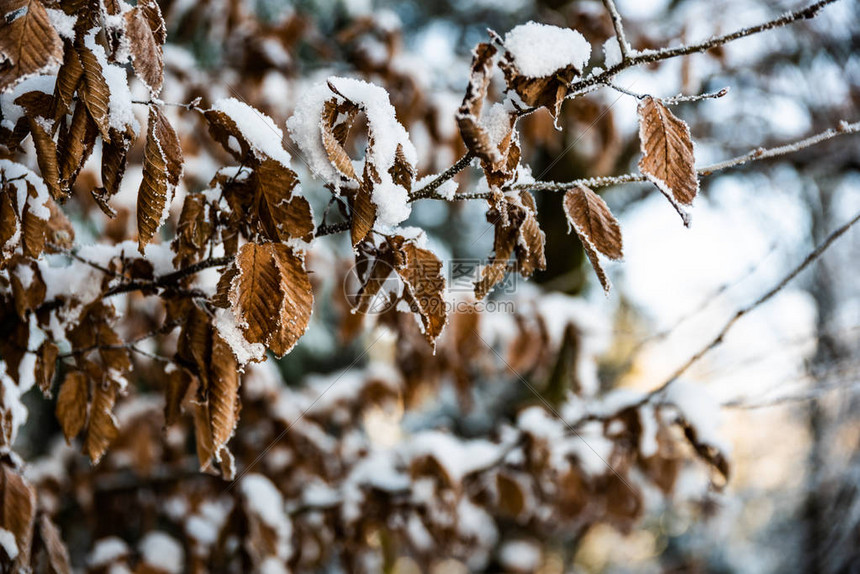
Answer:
[
  {"xmin": 408, "ymin": 152, "xmax": 475, "ymax": 202},
  {"xmin": 514, "ymin": 120, "xmax": 860, "ymax": 195},
  {"xmin": 602, "ymin": 0, "xmax": 632, "ymax": 61},
  {"xmin": 566, "ymin": 0, "xmax": 839, "ymax": 100}
]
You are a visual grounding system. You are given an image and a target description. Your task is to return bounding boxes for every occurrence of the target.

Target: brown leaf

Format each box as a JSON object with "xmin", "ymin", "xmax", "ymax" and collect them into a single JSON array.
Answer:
[
  {"xmin": 208, "ymin": 333, "xmax": 239, "ymax": 455},
  {"xmin": 350, "ymin": 181, "xmax": 376, "ymax": 247},
  {"xmin": 52, "ymin": 42, "xmax": 83, "ymax": 121},
  {"xmin": 138, "ymin": 106, "xmax": 183, "ymax": 252},
  {"xmin": 500, "ymin": 58, "xmax": 578, "ymax": 121},
  {"xmin": 96, "ymin": 126, "xmax": 133, "ymax": 215},
  {"xmin": 9, "ymin": 255, "xmax": 45, "ymax": 316},
  {"xmin": 637, "ymin": 96, "xmax": 698, "ymax": 224},
  {"xmin": 475, "ymin": 193, "xmax": 545, "ymax": 298},
  {"xmin": 321, "ymin": 97, "xmax": 358, "ymax": 180},
  {"xmin": 55, "ymin": 370, "xmax": 88, "ymax": 443},
  {"xmin": 456, "ymin": 42, "xmax": 502, "ymax": 165},
  {"xmin": 15, "ymin": 90, "xmax": 62, "ymax": 199},
  {"xmin": 191, "ymin": 400, "xmax": 216, "ymax": 473},
  {"xmin": 35, "ymin": 340, "xmax": 58, "ymax": 395},
  {"xmin": 78, "ymin": 43, "xmax": 111, "ymax": 141},
  {"xmin": 563, "ymin": 185, "xmax": 623, "ymax": 260},
  {"xmin": 398, "ymin": 242, "xmax": 447, "ymax": 346},
  {"xmin": 124, "ymin": 0, "xmax": 165, "ymax": 94},
  {"xmin": 37, "ymin": 514, "xmax": 71, "ymax": 574},
  {"xmin": 164, "ymin": 366, "xmax": 192, "ymax": 426},
  {"xmin": 0, "ymin": 464, "xmax": 36, "ymax": 569},
  {"xmin": 0, "ymin": 0, "xmax": 62, "ymax": 92},
  {"xmin": 496, "ymin": 472, "xmax": 526, "ymax": 517},
  {"xmin": 250, "ymin": 158, "xmax": 313, "ymax": 243},
  {"xmin": 57, "ymin": 99, "xmax": 98, "ymax": 187},
  {"xmin": 84, "ymin": 379, "xmax": 119, "ymax": 464},
  {"xmin": 514, "ymin": 190, "xmax": 545, "ymax": 277},
  {"xmin": 229, "ymin": 242, "xmax": 314, "ymax": 358},
  {"xmin": 44, "ymin": 197, "xmax": 74, "ymax": 250}
]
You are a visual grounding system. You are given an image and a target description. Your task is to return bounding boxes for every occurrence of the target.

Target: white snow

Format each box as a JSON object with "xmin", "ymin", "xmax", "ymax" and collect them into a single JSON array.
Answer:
[
  {"xmin": 45, "ymin": 9, "xmax": 77, "ymax": 41},
  {"xmin": 603, "ymin": 37, "xmax": 623, "ymax": 68},
  {"xmin": 639, "ymin": 403, "xmax": 659, "ymax": 458},
  {"xmin": 84, "ymin": 31, "xmax": 138, "ymax": 135},
  {"xmin": 0, "ymin": 528, "xmax": 18, "ymax": 560},
  {"xmin": 0, "ymin": 160, "xmax": 51, "ymax": 220},
  {"xmin": 88, "ymin": 537, "xmax": 129, "ymax": 567},
  {"xmin": 663, "ymin": 380, "xmax": 730, "ymax": 454},
  {"xmin": 239, "ymin": 474, "xmax": 293, "ymax": 560},
  {"xmin": 499, "ymin": 539, "xmax": 542, "ymax": 572},
  {"xmin": 139, "ymin": 532, "xmax": 184, "ymax": 574},
  {"xmin": 408, "ymin": 431, "xmax": 501, "ymax": 482},
  {"xmin": 0, "ymin": 75, "xmax": 56, "ymax": 131},
  {"xmin": 213, "ymin": 308, "xmax": 266, "ymax": 365},
  {"xmin": 287, "ymin": 77, "xmax": 417, "ymax": 228},
  {"xmin": 211, "ymin": 98, "xmax": 293, "ymax": 169},
  {"xmin": 504, "ymin": 22, "xmax": 591, "ymax": 77}
]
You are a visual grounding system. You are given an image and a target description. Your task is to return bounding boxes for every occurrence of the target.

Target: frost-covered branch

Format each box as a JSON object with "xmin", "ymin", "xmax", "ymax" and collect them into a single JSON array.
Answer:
[
  {"xmin": 601, "ymin": 0, "xmax": 632, "ymax": 61},
  {"xmin": 566, "ymin": 0, "xmax": 839, "ymax": 99},
  {"xmin": 513, "ymin": 119, "xmax": 860, "ymax": 195},
  {"xmin": 408, "ymin": 152, "xmax": 475, "ymax": 201}
]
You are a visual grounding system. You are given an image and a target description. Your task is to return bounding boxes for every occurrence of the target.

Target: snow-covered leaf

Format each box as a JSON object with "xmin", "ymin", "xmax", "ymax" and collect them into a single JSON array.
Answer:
[
  {"xmin": 637, "ymin": 96, "xmax": 698, "ymax": 225},
  {"xmin": 0, "ymin": 0, "xmax": 62, "ymax": 93}
]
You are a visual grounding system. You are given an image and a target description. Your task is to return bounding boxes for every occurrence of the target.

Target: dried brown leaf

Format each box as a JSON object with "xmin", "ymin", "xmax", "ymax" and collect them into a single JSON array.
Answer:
[
  {"xmin": 84, "ymin": 379, "xmax": 118, "ymax": 464},
  {"xmin": 638, "ymin": 96, "xmax": 698, "ymax": 223},
  {"xmin": 35, "ymin": 340, "xmax": 58, "ymax": 395},
  {"xmin": 78, "ymin": 43, "xmax": 111, "ymax": 141},
  {"xmin": 398, "ymin": 242, "xmax": 447, "ymax": 346},
  {"xmin": 38, "ymin": 514, "xmax": 71, "ymax": 574},
  {"xmin": 0, "ymin": 0, "xmax": 62, "ymax": 92},
  {"xmin": 138, "ymin": 106, "xmax": 183, "ymax": 252},
  {"xmin": 321, "ymin": 97, "xmax": 358, "ymax": 180},
  {"xmin": 230, "ymin": 242, "xmax": 314, "ymax": 357},
  {"xmin": 563, "ymin": 185, "xmax": 623, "ymax": 260},
  {"xmin": 0, "ymin": 464, "xmax": 36, "ymax": 569},
  {"xmin": 55, "ymin": 370, "xmax": 88, "ymax": 443},
  {"xmin": 124, "ymin": 0, "xmax": 165, "ymax": 94},
  {"xmin": 209, "ymin": 333, "xmax": 239, "ymax": 454}
]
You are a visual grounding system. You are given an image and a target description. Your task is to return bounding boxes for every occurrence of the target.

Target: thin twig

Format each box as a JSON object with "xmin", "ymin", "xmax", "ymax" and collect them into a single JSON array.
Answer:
[
  {"xmin": 408, "ymin": 152, "xmax": 475, "ymax": 202},
  {"xmin": 602, "ymin": 0, "xmax": 632, "ymax": 61},
  {"xmin": 316, "ymin": 220, "xmax": 351, "ymax": 237},
  {"xmin": 513, "ymin": 120, "xmax": 860, "ymax": 196},
  {"xmin": 566, "ymin": 0, "xmax": 838, "ymax": 100},
  {"xmin": 663, "ymin": 87, "xmax": 730, "ymax": 105}
]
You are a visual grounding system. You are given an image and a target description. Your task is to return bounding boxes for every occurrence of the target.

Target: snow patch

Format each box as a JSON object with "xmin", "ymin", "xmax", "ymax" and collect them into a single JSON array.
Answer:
[{"xmin": 504, "ymin": 22, "xmax": 591, "ymax": 78}]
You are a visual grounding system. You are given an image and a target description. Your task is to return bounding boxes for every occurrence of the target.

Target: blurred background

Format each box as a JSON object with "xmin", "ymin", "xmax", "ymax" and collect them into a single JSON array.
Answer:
[{"xmin": 13, "ymin": 0, "xmax": 860, "ymax": 572}]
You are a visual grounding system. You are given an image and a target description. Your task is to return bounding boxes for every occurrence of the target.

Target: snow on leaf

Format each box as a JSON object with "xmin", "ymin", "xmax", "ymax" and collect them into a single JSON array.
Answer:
[
  {"xmin": 397, "ymin": 241, "xmax": 447, "ymax": 346},
  {"xmin": 137, "ymin": 105, "xmax": 183, "ymax": 252},
  {"xmin": 0, "ymin": 464, "xmax": 36, "ymax": 569},
  {"xmin": 0, "ymin": 0, "xmax": 62, "ymax": 93},
  {"xmin": 229, "ymin": 242, "xmax": 314, "ymax": 359},
  {"xmin": 206, "ymin": 98, "xmax": 292, "ymax": 169},
  {"xmin": 637, "ymin": 96, "xmax": 698, "ymax": 224},
  {"xmin": 78, "ymin": 35, "xmax": 112, "ymax": 142},
  {"xmin": 288, "ymin": 76, "xmax": 416, "ymax": 236},
  {"xmin": 55, "ymin": 370, "xmax": 87, "ymax": 444},
  {"xmin": 123, "ymin": 0, "xmax": 165, "ymax": 94},
  {"xmin": 501, "ymin": 22, "xmax": 589, "ymax": 121}
]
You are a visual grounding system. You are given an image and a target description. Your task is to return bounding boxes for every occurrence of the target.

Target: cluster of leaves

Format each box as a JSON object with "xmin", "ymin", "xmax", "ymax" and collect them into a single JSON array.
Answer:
[{"xmin": 0, "ymin": 0, "xmax": 831, "ymax": 570}]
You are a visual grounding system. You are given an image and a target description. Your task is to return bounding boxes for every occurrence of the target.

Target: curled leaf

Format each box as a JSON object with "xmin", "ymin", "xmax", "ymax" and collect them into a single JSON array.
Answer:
[{"xmin": 137, "ymin": 106, "xmax": 183, "ymax": 251}]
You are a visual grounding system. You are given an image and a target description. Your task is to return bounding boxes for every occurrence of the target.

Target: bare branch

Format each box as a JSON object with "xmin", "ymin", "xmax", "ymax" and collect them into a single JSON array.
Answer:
[
  {"xmin": 515, "ymin": 120, "xmax": 860, "ymax": 195},
  {"xmin": 602, "ymin": 0, "xmax": 632, "ymax": 61},
  {"xmin": 567, "ymin": 0, "xmax": 839, "ymax": 99},
  {"xmin": 409, "ymin": 152, "xmax": 475, "ymax": 202}
]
